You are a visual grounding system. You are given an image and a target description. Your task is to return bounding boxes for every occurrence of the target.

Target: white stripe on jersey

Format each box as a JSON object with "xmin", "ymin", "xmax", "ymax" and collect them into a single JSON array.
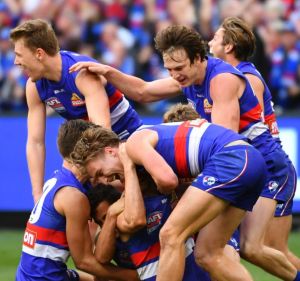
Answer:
[
  {"xmin": 137, "ymin": 237, "xmax": 195, "ymax": 280},
  {"xmin": 137, "ymin": 260, "xmax": 158, "ymax": 280},
  {"xmin": 188, "ymin": 122, "xmax": 211, "ymax": 176},
  {"xmin": 241, "ymin": 121, "xmax": 268, "ymax": 140},
  {"xmin": 22, "ymin": 243, "xmax": 70, "ymax": 263},
  {"xmin": 110, "ymin": 97, "xmax": 130, "ymax": 125}
]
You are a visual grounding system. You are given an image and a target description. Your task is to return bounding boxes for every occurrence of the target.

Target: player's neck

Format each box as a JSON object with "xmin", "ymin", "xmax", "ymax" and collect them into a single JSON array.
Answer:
[
  {"xmin": 226, "ymin": 55, "xmax": 240, "ymax": 68},
  {"xmin": 43, "ymin": 53, "xmax": 62, "ymax": 82},
  {"xmin": 62, "ymin": 159, "xmax": 85, "ymax": 182}
]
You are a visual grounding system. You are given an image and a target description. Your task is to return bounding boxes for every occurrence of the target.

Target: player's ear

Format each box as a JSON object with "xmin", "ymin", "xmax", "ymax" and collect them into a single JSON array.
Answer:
[
  {"xmin": 224, "ymin": 44, "xmax": 234, "ymax": 54},
  {"xmin": 35, "ymin": 48, "xmax": 45, "ymax": 61},
  {"xmin": 104, "ymin": 146, "xmax": 117, "ymax": 157}
]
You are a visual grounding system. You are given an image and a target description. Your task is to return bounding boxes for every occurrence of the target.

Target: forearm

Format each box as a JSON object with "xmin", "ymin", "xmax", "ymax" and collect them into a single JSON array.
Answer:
[
  {"xmin": 26, "ymin": 142, "xmax": 45, "ymax": 203},
  {"xmin": 122, "ymin": 163, "xmax": 146, "ymax": 229},
  {"xmin": 105, "ymin": 66, "xmax": 181, "ymax": 103},
  {"xmin": 76, "ymin": 256, "xmax": 139, "ymax": 281},
  {"xmin": 104, "ymin": 66, "xmax": 149, "ymax": 102},
  {"xmin": 95, "ymin": 213, "xmax": 118, "ymax": 263}
]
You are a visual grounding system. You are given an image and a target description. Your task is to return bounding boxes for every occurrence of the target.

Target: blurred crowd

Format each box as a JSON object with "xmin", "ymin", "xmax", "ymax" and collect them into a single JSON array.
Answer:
[{"xmin": 1, "ymin": 0, "xmax": 300, "ymax": 115}]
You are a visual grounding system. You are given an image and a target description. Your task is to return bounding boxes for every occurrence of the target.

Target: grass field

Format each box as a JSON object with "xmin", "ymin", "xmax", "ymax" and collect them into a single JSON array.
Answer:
[{"xmin": 1, "ymin": 229, "xmax": 299, "ymax": 281}]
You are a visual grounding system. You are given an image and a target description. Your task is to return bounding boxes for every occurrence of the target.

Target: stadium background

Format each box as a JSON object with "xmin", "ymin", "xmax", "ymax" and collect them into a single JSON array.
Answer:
[{"xmin": 1, "ymin": 0, "xmax": 300, "ymax": 280}]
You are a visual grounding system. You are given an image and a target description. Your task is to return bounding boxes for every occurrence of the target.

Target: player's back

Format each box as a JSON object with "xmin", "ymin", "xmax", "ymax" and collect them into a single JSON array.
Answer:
[
  {"xmin": 16, "ymin": 167, "xmax": 90, "ymax": 281},
  {"xmin": 143, "ymin": 119, "xmax": 244, "ymax": 179}
]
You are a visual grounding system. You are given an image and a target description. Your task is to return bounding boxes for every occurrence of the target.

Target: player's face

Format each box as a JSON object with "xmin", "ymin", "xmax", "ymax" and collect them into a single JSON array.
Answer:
[
  {"xmin": 86, "ymin": 148, "xmax": 124, "ymax": 186},
  {"xmin": 13, "ymin": 39, "xmax": 44, "ymax": 82},
  {"xmin": 163, "ymin": 48, "xmax": 201, "ymax": 86},
  {"xmin": 208, "ymin": 28, "xmax": 226, "ymax": 60},
  {"xmin": 94, "ymin": 200, "xmax": 111, "ymax": 227}
]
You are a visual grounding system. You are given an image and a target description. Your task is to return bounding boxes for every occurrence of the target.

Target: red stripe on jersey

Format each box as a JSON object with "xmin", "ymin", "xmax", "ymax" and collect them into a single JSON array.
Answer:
[
  {"xmin": 239, "ymin": 103, "xmax": 262, "ymax": 131},
  {"xmin": 174, "ymin": 123, "xmax": 190, "ymax": 178},
  {"xmin": 265, "ymin": 113, "xmax": 279, "ymax": 135},
  {"xmin": 130, "ymin": 242, "xmax": 160, "ymax": 267},
  {"xmin": 26, "ymin": 223, "xmax": 68, "ymax": 247},
  {"xmin": 109, "ymin": 90, "xmax": 123, "ymax": 108}
]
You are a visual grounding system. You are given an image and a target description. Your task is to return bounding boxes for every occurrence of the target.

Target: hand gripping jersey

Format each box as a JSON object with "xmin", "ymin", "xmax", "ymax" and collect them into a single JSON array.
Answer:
[
  {"xmin": 35, "ymin": 50, "xmax": 143, "ymax": 140},
  {"xmin": 16, "ymin": 167, "xmax": 90, "ymax": 281},
  {"xmin": 237, "ymin": 61, "xmax": 297, "ymax": 216},
  {"xmin": 116, "ymin": 194, "xmax": 211, "ymax": 281}
]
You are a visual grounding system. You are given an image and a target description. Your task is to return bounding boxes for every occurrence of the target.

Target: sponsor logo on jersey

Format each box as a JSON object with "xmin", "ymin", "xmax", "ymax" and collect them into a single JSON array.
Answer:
[
  {"xmin": 203, "ymin": 98, "xmax": 212, "ymax": 114},
  {"xmin": 203, "ymin": 176, "xmax": 217, "ymax": 186},
  {"xmin": 71, "ymin": 93, "xmax": 85, "ymax": 106},
  {"xmin": 268, "ymin": 181, "xmax": 279, "ymax": 192},
  {"xmin": 147, "ymin": 211, "xmax": 163, "ymax": 234},
  {"xmin": 45, "ymin": 97, "xmax": 66, "ymax": 112},
  {"xmin": 23, "ymin": 229, "xmax": 37, "ymax": 248}
]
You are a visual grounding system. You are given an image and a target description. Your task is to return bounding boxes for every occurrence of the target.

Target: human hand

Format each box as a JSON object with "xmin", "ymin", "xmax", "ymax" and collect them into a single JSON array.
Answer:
[{"xmin": 69, "ymin": 61, "xmax": 109, "ymax": 75}]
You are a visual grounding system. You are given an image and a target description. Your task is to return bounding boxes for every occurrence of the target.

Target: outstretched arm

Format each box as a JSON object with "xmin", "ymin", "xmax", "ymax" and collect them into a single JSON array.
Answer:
[
  {"xmin": 26, "ymin": 79, "xmax": 46, "ymax": 203},
  {"xmin": 70, "ymin": 61, "xmax": 182, "ymax": 103},
  {"xmin": 126, "ymin": 130, "xmax": 178, "ymax": 194}
]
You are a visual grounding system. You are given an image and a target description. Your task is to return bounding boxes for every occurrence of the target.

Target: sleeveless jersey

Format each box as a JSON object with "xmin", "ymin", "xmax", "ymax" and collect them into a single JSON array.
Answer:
[
  {"xmin": 35, "ymin": 50, "xmax": 143, "ymax": 139},
  {"xmin": 16, "ymin": 167, "xmax": 90, "ymax": 281},
  {"xmin": 237, "ymin": 61, "xmax": 280, "ymax": 139},
  {"xmin": 182, "ymin": 56, "xmax": 279, "ymax": 156},
  {"xmin": 144, "ymin": 119, "xmax": 244, "ymax": 178},
  {"xmin": 117, "ymin": 195, "xmax": 210, "ymax": 281}
]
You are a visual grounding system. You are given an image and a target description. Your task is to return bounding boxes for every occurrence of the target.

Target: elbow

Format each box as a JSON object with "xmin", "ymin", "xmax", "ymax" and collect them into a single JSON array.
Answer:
[
  {"xmin": 74, "ymin": 258, "xmax": 92, "ymax": 272},
  {"xmin": 132, "ymin": 89, "xmax": 149, "ymax": 103},
  {"xmin": 126, "ymin": 216, "xmax": 147, "ymax": 232},
  {"xmin": 156, "ymin": 175, "xmax": 178, "ymax": 194}
]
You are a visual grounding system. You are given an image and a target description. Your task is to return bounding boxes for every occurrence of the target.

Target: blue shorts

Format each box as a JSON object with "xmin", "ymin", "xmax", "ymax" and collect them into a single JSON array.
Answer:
[
  {"xmin": 274, "ymin": 162, "xmax": 297, "ymax": 217},
  {"xmin": 227, "ymin": 228, "xmax": 240, "ymax": 252},
  {"xmin": 184, "ymin": 253, "xmax": 211, "ymax": 281},
  {"xmin": 191, "ymin": 145, "xmax": 266, "ymax": 211},
  {"xmin": 261, "ymin": 148, "xmax": 296, "ymax": 211}
]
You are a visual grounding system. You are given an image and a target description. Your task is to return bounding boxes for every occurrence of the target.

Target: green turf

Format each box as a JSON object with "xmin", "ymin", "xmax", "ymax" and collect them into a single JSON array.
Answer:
[{"xmin": 1, "ymin": 229, "xmax": 299, "ymax": 281}]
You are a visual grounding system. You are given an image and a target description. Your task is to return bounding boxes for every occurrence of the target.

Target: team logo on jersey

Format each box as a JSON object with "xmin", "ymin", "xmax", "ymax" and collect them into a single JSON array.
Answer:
[
  {"xmin": 268, "ymin": 181, "xmax": 279, "ymax": 192},
  {"xmin": 276, "ymin": 203, "xmax": 284, "ymax": 210},
  {"xmin": 203, "ymin": 98, "xmax": 212, "ymax": 114},
  {"xmin": 23, "ymin": 229, "xmax": 37, "ymax": 249},
  {"xmin": 71, "ymin": 93, "xmax": 85, "ymax": 106},
  {"xmin": 147, "ymin": 211, "xmax": 163, "ymax": 234},
  {"xmin": 203, "ymin": 176, "xmax": 217, "ymax": 186},
  {"xmin": 45, "ymin": 97, "xmax": 66, "ymax": 112}
]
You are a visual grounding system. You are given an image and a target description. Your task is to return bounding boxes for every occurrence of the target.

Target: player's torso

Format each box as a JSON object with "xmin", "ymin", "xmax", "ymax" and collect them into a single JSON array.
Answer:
[
  {"xmin": 17, "ymin": 168, "xmax": 89, "ymax": 280},
  {"xmin": 117, "ymin": 195, "xmax": 172, "ymax": 280},
  {"xmin": 36, "ymin": 51, "xmax": 143, "ymax": 139}
]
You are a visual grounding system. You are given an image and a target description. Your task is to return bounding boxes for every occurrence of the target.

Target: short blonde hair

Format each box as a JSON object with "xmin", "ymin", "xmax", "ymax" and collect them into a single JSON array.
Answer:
[{"xmin": 163, "ymin": 103, "xmax": 200, "ymax": 123}]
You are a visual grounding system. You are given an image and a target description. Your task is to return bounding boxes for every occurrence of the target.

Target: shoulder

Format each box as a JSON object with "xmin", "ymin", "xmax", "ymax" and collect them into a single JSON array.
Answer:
[{"xmin": 55, "ymin": 186, "xmax": 89, "ymax": 216}]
